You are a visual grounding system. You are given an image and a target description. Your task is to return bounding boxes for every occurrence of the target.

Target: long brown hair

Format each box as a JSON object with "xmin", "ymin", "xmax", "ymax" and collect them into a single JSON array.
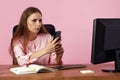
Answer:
[{"xmin": 10, "ymin": 7, "xmax": 48, "ymax": 58}]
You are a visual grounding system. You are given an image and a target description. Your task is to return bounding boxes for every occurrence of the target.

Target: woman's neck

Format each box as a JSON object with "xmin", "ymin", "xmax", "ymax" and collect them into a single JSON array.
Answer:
[{"xmin": 28, "ymin": 32, "xmax": 37, "ymax": 41}]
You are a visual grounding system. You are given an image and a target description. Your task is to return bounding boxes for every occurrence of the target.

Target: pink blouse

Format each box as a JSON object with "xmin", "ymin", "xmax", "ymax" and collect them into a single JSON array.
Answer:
[{"xmin": 13, "ymin": 33, "xmax": 57, "ymax": 66}]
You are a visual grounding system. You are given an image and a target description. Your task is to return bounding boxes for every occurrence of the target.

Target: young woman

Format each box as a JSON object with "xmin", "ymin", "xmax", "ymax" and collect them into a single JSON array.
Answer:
[{"xmin": 10, "ymin": 7, "xmax": 64, "ymax": 66}]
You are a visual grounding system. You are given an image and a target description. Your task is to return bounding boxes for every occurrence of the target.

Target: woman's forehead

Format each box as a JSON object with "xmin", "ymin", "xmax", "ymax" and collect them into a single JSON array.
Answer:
[{"xmin": 28, "ymin": 12, "xmax": 42, "ymax": 19}]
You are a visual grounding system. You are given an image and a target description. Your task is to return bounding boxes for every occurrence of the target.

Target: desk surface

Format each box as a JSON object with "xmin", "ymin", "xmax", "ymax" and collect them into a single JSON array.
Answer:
[{"xmin": 0, "ymin": 63, "xmax": 120, "ymax": 80}]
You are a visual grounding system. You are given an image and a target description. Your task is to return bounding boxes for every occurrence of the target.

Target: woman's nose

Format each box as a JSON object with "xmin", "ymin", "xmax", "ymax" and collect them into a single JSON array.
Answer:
[{"xmin": 36, "ymin": 20, "xmax": 40, "ymax": 25}]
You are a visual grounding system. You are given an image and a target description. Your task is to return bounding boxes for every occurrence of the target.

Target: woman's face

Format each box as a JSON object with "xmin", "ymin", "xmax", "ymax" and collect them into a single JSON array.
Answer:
[{"xmin": 27, "ymin": 12, "xmax": 42, "ymax": 34}]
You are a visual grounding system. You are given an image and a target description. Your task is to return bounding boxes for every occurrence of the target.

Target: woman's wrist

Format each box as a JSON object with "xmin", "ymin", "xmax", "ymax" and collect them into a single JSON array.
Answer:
[
  {"xmin": 56, "ymin": 57, "xmax": 62, "ymax": 64},
  {"xmin": 30, "ymin": 48, "xmax": 48, "ymax": 59}
]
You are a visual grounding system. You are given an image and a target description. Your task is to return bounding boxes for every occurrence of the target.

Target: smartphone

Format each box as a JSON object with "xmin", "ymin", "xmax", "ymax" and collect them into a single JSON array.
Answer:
[{"xmin": 54, "ymin": 31, "xmax": 61, "ymax": 42}]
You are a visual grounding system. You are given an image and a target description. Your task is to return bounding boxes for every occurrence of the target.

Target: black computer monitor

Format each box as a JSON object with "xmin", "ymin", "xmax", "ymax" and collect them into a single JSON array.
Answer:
[{"xmin": 91, "ymin": 18, "xmax": 120, "ymax": 72}]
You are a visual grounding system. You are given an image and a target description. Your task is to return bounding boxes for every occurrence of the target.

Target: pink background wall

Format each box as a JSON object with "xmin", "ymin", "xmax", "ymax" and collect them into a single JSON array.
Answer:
[{"xmin": 0, "ymin": 0, "xmax": 120, "ymax": 64}]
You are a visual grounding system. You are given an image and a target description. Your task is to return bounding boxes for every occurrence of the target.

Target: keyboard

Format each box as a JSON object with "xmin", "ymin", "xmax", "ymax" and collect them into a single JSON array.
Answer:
[{"xmin": 51, "ymin": 64, "xmax": 86, "ymax": 70}]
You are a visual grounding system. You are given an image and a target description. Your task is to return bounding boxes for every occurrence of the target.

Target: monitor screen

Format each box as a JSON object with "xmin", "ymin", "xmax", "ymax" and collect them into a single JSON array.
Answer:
[{"xmin": 91, "ymin": 18, "xmax": 120, "ymax": 72}]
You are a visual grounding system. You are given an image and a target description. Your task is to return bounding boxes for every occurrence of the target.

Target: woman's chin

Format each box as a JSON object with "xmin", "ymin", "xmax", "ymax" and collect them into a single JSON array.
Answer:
[{"xmin": 34, "ymin": 30, "xmax": 40, "ymax": 33}]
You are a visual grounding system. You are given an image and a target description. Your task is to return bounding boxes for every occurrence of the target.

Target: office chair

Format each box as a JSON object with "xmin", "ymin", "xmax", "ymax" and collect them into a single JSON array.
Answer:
[{"xmin": 12, "ymin": 24, "xmax": 61, "ymax": 65}]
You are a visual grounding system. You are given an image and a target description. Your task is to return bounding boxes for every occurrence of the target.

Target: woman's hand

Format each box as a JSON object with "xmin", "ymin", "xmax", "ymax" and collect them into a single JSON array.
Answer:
[
  {"xmin": 55, "ymin": 42, "xmax": 64, "ymax": 64},
  {"xmin": 45, "ymin": 37, "xmax": 64, "ymax": 64},
  {"xmin": 45, "ymin": 37, "xmax": 60, "ymax": 53}
]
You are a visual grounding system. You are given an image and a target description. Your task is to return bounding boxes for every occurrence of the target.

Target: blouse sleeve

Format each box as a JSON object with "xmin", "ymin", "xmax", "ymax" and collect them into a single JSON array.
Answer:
[
  {"xmin": 13, "ymin": 41, "xmax": 37, "ymax": 66},
  {"xmin": 50, "ymin": 52, "xmax": 58, "ymax": 64}
]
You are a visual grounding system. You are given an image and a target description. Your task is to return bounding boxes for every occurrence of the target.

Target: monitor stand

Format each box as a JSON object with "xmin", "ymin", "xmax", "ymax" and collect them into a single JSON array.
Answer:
[
  {"xmin": 102, "ymin": 50, "xmax": 120, "ymax": 72},
  {"xmin": 102, "ymin": 67, "xmax": 120, "ymax": 72}
]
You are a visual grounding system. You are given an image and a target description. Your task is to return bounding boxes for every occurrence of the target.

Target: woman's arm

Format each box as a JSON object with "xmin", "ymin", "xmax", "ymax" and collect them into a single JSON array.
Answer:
[
  {"xmin": 13, "ymin": 36, "xmax": 61, "ymax": 66},
  {"xmin": 55, "ymin": 43, "xmax": 64, "ymax": 64},
  {"xmin": 29, "ymin": 37, "xmax": 60, "ymax": 59},
  {"xmin": 13, "ymin": 44, "xmax": 34, "ymax": 66}
]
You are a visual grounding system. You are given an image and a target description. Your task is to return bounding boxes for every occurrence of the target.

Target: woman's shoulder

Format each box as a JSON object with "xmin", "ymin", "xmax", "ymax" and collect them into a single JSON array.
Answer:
[{"xmin": 13, "ymin": 37, "xmax": 23, "ymax": 47}]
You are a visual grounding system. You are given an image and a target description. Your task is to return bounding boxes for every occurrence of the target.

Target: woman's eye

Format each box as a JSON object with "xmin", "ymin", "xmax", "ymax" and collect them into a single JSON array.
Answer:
[
  {"xmin": 32, "ymin": 19, "xmax": 42, "ymax": 22},
  {"xmin": 39, "ymin": 19, "xmax": 42, "ymax": 22},
  {"xmin": 32, "ymin": 19, "xmax": 37, "ymax": 22}
]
